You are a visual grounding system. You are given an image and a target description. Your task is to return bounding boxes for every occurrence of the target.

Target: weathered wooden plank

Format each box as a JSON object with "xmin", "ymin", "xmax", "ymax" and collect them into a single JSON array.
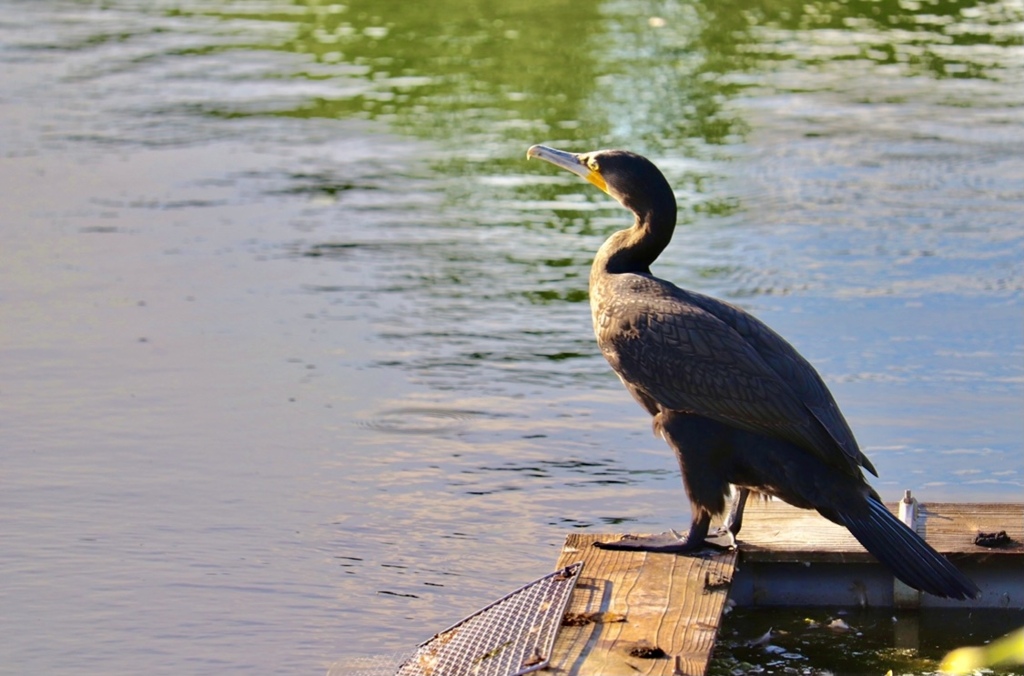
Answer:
[
  {"xmin": 547, "ymin": 534, "xmax": 737, "ymax": 676},
  {"xmin": 915, "ymin": 502, "xmax": 1024, "ymax": 555},
  {"xmin": 737, "ymin": 500, "xmax": 1024, "ymax": 561},
  {"xmin": 731, "ymin": 499, "xmax": 1023, "ymax": 608}
]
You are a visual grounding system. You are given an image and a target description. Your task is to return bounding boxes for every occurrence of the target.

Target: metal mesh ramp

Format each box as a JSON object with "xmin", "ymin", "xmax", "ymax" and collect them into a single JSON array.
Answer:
[{"xmin": 394, "ymin": 561, "xmax": 584, "ymax": 676}]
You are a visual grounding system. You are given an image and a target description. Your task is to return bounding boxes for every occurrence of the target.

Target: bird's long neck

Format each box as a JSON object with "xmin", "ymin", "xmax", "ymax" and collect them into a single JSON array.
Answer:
[{"xmin": 591, "ymin": 192, "xmax": 677, "ymax": 279}]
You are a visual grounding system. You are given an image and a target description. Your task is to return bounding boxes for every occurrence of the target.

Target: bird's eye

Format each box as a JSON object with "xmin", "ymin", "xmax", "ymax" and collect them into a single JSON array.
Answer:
[{"xmin": 586, "ymin": 157, "xmax": 600, "ymax": 172}]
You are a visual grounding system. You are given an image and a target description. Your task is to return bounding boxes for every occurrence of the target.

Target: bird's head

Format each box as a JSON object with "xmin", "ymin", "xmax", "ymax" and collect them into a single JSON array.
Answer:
[{"xmin": 526, "ymin": 145, "xmax": 674, "ymax": 216}]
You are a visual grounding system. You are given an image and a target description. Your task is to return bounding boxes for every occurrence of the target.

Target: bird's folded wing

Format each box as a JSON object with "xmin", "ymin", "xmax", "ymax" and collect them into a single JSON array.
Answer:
[{"xmin": 596, "ymin": 281, "xmax": 869, "ymax": 476}]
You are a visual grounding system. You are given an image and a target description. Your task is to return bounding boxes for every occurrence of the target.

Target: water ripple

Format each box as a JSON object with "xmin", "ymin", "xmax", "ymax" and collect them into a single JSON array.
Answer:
[{"xmin": 358, "ymin": 407, "xmax": 488, "ymax": 435}]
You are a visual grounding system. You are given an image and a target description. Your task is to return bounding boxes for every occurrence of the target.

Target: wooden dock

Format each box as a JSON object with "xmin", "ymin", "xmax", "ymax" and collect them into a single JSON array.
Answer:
[
  {"xmin": 545, "ymin": 499, "xmax": 1023, "ymax": 676},
  {"xmin": 547, "ymin": 534, "xmax": 736, "ymax": 676}
]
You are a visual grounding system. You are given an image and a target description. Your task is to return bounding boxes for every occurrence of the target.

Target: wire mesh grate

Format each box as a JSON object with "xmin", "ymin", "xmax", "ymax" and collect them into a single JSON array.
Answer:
[{"xmin": 392, "ymin": 561, "xmax": 584, "ymax": 676}]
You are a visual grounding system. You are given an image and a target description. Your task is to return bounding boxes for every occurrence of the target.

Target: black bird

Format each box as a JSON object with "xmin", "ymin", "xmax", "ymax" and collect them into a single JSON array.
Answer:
[{"xmin": 526, "ymin": 144, "xmax": 979, "ymax": 600}]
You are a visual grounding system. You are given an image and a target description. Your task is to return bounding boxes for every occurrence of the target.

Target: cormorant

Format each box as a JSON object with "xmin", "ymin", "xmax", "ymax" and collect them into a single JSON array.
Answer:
[{"xmin": 527, "ymin": 144, "xmax": 979, "ymax": 600}]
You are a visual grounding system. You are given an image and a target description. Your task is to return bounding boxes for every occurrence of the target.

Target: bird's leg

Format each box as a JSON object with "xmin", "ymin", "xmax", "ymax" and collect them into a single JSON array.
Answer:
[
  {"xmin": 594, "ymin": 510, "xmax": 727, "ymax": 554},
  {"xmin": 699, "ymin": 487, "xmax": 749, "ymax": 549},
  {"xmin": 724, "ymin": 487, "xmax": 749, "ymax": 537}
]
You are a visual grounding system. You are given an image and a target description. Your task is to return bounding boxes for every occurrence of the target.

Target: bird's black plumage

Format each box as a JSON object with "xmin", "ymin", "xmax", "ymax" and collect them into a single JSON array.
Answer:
[{"xmin": 526, "ymin": 144, "xmax": 979, "ymax": 600}]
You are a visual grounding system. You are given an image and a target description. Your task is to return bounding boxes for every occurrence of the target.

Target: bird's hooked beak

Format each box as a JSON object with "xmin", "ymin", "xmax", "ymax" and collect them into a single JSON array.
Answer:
[{"xmin": 526, "ymin": 145, "xmax": 609, "ymax": 195}]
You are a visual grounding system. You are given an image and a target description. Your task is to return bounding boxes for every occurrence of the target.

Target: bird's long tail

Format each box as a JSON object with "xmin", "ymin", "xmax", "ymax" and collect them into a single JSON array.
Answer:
[{"xmin": 834, "ymin": 497, "xmax": 980, "ymax": 600}]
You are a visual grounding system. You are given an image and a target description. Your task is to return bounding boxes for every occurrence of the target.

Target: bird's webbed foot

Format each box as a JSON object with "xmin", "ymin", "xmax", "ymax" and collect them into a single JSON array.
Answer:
[
  {"xmin": 594, "ymin": 514, "xmax": 734, "ymax": 555},
  {"xmin": 594, "ymin": 531, "xmax": 710, "ymax": 554}
]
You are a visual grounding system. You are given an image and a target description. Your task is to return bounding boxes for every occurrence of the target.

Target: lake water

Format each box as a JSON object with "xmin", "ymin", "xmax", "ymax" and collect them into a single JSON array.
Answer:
[{"xmin": 1, "ymin": 1, "xmax": 1021, "ymax": 674}]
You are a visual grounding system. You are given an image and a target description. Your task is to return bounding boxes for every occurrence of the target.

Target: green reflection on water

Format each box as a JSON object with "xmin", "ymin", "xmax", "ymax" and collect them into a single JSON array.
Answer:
[
  {"xmin": 745, "ymin": 0, "xmax": 1023, "ymax": 81},
  {"xmin": 174, "ymin": 0, "xmax": 606, "ymax": 144},
  {"xmin": 175, "ymin": 0, "xmax": 1019, "ymax": 144},
  {"xmin": 162, "ymin": 0, "xmax": 1022, "ymax": 257}
]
